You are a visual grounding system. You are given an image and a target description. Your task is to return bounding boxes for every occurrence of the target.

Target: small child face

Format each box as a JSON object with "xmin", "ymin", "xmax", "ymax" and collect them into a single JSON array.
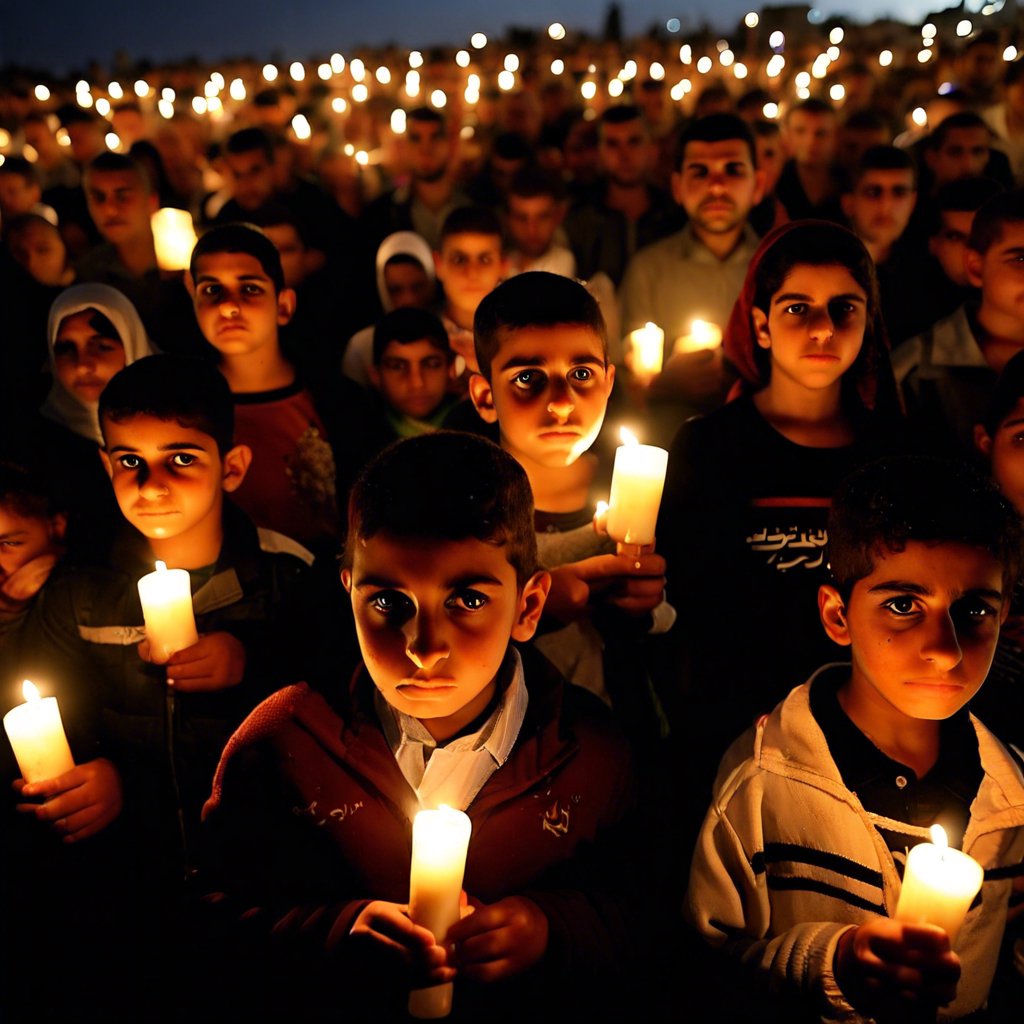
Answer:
[
  {"xmin": 821, "ymin": 540, "xmax": 1006, "ymax": 723},
  {"xmin": 342, "ymin": 532, "xmax": 547, "ymax": 740},
  {"xmin": 10, "ymin": 220, "xmax": 68, "ymax": 287},
  {"xmin": 101, "ymin": 414, "xmax": 242, "ymax": 546},
  {"xmin": 191, "ymin": 252, "xmax": 294, "ymax": 359},
  {"xmin": 53, "ymin": 309, "xmax": 127, "ymax": 404},
  {"xmin": 470, "ymin": 324, "xmax": 614, "ymax": 470},
  {"xmin": 977, "ymin": 396, "xmax": 1024, "ymax": 514},
  {"xmin": 374, "ymin": 339, "xmax": 450, "ymax": 420},
  {"xmin": 383, "ymin": 261, "xmax": 434, "ymax": 310},
  {"xmin": 0, "ymin": 505, "xmax": 64, "ymax": 581},
  {"xmin": 435, "ymin": 233, "xmax": 504, "ymax": 317}
]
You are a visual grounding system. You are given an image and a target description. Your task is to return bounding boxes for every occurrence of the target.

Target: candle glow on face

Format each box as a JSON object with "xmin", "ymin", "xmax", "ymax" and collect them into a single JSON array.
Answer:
[{"xmin": 3, "ymin": 680, "xmax": 75, "ymax": 784}]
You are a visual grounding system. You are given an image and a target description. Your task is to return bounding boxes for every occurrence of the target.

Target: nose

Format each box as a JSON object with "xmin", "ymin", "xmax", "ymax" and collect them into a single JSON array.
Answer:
[
  {"xmin": 808, "ymin": 308, "xmax": 835, "ymax": 345},
  {"xmin": 219, "ymin": 297, "xmax": 240, "ymax": 318},
  {"xmin": 408, "ymin": 364, "xmax": 425, "ymax": 390},
  {"xmin": 920, "ymin": 611, "xmax": 963, "ymax": 672},
  {"xmin": 546, "ymin": 379, "xmax": 575, "ymax": 420},
  {"xmin": 403, "ymin": 611, "xmax": 450, "ymax": 670},
  {"xmin": 138, "ymin": 466, "xmax": 169, "ymax": 500}
]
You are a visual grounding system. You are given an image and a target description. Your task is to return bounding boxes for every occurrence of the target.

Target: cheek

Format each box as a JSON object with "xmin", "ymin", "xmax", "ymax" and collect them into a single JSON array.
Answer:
[{"xmin": 99, "ymin": 348, "xmax": 128, "ymax": 382}]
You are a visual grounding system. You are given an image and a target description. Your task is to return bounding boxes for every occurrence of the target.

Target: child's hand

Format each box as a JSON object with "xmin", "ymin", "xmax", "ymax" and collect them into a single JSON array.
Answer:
[
  {"xmin": 834, "ymin": 917, "xmax": 960, "ymax": 1019},
  {"xmin": 446, "ymin": 895, "xmax": 548, "ymax": 982},
  {"xmin": 349, "ymin": 900, "xmax": 455, "ymax": 986},
  {"xmin": 14, "ymin": 757, "xmax": 123, "ymax": 842},
  {"xmin": 139, "ymin": 632, "xmax": 246, "ymax": 691},
  {"xmin": 545, "ymin": 554, "xmax": 666, "ymax": 623},
  {"xmin": 1, "ymin": 552, "xmax": 61, "ymax": 602}
]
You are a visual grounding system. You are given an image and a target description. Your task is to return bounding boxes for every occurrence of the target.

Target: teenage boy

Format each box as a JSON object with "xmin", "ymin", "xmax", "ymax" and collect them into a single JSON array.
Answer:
[
  {"xmin": 200, "ymin": 432, "xmax": 641, "ymax": 1021},
  {"xmin": 468, "ymin": 272, "xmax": 670, "ymax": 738},
  {"xmin": 894, "ymin": 188, "xmax": 1024, "ymax": 455},
  {"xmin": 687, "ymin": 455, "xmax": 1024, "ymax": 1023},
  {"xmin": 188, "ymin": 223, "xmax": 369, "ymax": 554},
  {"xmin": 776, "ymin": 98, "xmax": 845, "ymax": 222},
  {"xmin": 504, "ymin": 166, "xmax": 576, "ymax": 278}
]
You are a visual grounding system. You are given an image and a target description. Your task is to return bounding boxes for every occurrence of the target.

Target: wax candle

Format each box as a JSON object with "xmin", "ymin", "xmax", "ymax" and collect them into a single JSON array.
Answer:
[
  {"xmin": 674, "ymin": 319, "xmax": 723, "ymax": 355},
  {"xmin": 627, "ymin": 322, "xmax": 665, "ymax": 378},
  {"xmin": 408, "ymin": 806, "xmax": 472, "ymax": 1019},
  {"xmin": 151, "ymin": 208, "xmax": 198, "ymax": 272},
  {"xmin": 895, "ymin": 824, "xmax": 984, "ymax": 942},
  {"xmin": 3, "ymin": 680, "xmax": 75, "ymax": 783},
  {"xmin": 605, "ymin": 427, "xmax": 669, "ymax": 547},
  {"xmin": 137, "ymin": 561, "xmax": 198, "ymax": 663}
]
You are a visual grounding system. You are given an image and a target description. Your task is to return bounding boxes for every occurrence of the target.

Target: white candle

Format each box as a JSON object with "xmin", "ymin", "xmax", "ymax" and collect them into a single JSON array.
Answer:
[
  {"xmin": 895, "ymin": 824, "xmax": 984, "ymax": 942},
  {"xmin": 3, "ymin": 680, "xmax": 75, "ymax": 783},
  {"xmin": 151, "ymin": 208, "xmax": 198, "ymax": 271},
  {"xmin": 674, "ymin": 319, "xmax": 723, "ymax": 354},
  {"xmin": 605, "ymin": 427, "xmax": 669, "ymax": 547},
  {"xmin": 408, "ymin": 806, "xmax": 472, "ymax": 1019},
  {"xmin": 627, "ymin": 322, "xmax": 665, "ymax": 378},
  {"xmin": 137, "ymin": 561, "xmax": 198, "ymax": 663}
]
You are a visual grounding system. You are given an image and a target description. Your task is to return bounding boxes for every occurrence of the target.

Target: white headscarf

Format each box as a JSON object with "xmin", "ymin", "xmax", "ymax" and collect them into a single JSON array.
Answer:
[
  {"xmin": 375, "ymin": 231, "xmax": 435, "ymax": 312},
  {"xmin": 43, "ymin": 284, "xmax": 156, "ymax": 444}
]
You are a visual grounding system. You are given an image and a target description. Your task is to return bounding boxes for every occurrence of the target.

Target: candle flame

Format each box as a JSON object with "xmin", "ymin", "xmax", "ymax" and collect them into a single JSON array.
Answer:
[
  {"xmin": 22, "ymin": 680, "xmax": 40, "ymax": 702},
  {"xmin": 155, "ymin": 560, "xmax": 167, "ymax": 572},
  {"xmin": 929, "ymin": 823, "xmax": 948, "ymax": 849},
  {"xmin": 595, "ymin": 500, "xmax": 609, "ymax": 517},
  {"xmin": 620, "ymin": 426, "xmax": 639, "ymax": 446}
]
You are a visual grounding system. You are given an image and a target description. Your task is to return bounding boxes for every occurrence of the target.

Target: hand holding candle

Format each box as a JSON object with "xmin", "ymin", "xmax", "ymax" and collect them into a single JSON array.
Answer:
[
  {"xmin": 604, "ymin": 427, "xmax": 669, "ymax": 551},
  {"xmin": 151, "ymin": 208, "xmax": 199, "ymax": 272},
  {"xmin": 137, "ymin": 561, "xmax": 198, "ymax": 664},
  {"xmin": 673, "ymin": 318, "xmax": 723, "ymax": 355},
  {"xmin": 408, "ymin": 805, "xmax": 472, "ymax": 1018},
  {"xmin": 4, "ymin": 680, "xmax": 74, "ymax": 783}
]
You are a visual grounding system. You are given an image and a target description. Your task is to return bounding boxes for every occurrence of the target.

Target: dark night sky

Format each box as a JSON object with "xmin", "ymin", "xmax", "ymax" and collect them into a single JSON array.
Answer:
[{"xmin": 5, "ymin": 1, "xmax": 943, "ymax": 74}]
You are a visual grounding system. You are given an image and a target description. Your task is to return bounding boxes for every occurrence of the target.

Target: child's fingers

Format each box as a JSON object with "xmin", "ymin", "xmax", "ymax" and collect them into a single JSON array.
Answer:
[{"xmin": 458, "ymin": 957, "xmax": 514, "ymax": 984}]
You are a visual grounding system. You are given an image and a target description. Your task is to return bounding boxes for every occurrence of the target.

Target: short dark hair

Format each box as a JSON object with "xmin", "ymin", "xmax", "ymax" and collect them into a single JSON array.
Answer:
[
  {"xmin": 189, "ymin": 222, "xmax": 285, "ymax": 293},
  {"xmin": 245, "ymin": 201, "xmax": 309, "ymax": 246},
  {"xmin": 474, "ymin": 271, "xmax": 607, "ymax": 380},
  {"xmin": 843, "ymin": 109, "xmax": 887, "ymax": 134},
  {"xmin": 787, "ymin": 98, "xmax": 835, "ymax": 121},
  {"xmin": 828, "ymin": 456, "xmax": 1023, "ymax": 594},
  {"xmin": 439, "ymin": 204, "xmax": 503, "ymax": 247},
  {"xmin": 491, "ymin": 132, "xmax": 532, "ymax": 163},
  {"xmin": 507, "ymin": 165, "xmax": 567, "ymax": 203},
  {"xmin": 968, "ymin": 188, "xmax": 1024, "ymax": 255},
  {"xmin": 225, "ymin": 127, "xmax": 274, "ymax": 163},
  {"xmin": 981, "ymin": 349, "xmax": 1024, "ymax": 437},
  {"xmin": 345, "ymin": 432, "xmax": 537, "ymax": 586},
  {"xmin": 0, "ymin": 461, "xmax": 63, "ymax": 520},
  {"xmin": 599, "ymin": 104, "xmax": 643, "ymax": 130},
  {"xmin": 676, "ymin": 113, "xmax": 757, "ymax": 170},
  {"xmin": 372, "ymin": 308, "xmax": 451, "ymax": 364},
  {"xmin": 99, "ymin": 354, "xmax": 235, "ymax": 456},
  {"xmin": 848, "ymin": 145, "xmax": 917, "ymax": 190},
  {"xmin": 5, "ymin": 212, "xmax": 61, "ymax": 243},
  {"xmin": 930, "ymin": 112, "xmax": 990, "ymax": 151},
  {"xmin": 407, "ymin": 106, "xmax": 446, "ymax": 131},
  {"xmin": 84, "ymin": 151, "xmax": 152, "ymax": 193},
  {"xmin": 0, "ymin": 155, "xmax": 38, "ymax": 186},
  {"xmin": 928, "ymin": 176, "xmax": 1004, "ymax": 237}
]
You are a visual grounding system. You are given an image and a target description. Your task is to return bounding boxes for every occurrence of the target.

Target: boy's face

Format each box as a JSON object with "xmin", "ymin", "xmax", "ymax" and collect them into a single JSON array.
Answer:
[
  {"xmin": 85, "ymin": 168, "xmax": 157, "ymax": 247},
  {"xmin": 469, "ymin": 324, "xmax": 614, "ymax": 470},
  {"xmin": 976, "ymin": 396, "xmax": 1024, "ymax": 515},
  {"xmin": 928, "ymin": 127, "xmax": 991, "ymax": 187},
  {"xmin": 0, "ymin": 505, "xmax": 64, "ymax": 580},
  {"xmin": 598, "ymin": 117, "xmax": 651, "ymax": 188},
  {"xmin": 820, "ymin": 540, "xmax": 1006, "ymax": 724},
  {"xmin": 101, "ymin": 414, "xmax": 248, "ymax": 549},
  {"xmin": 10, "ymin": 220, "xmax": 68, "ymax": 287},
  {"xmin": 373, "ymin": 339, "xmax": 450, "ymax": 420},
  {"xmin": 785, "ymin": 111, "xmax": 837, "ymax": 168},
  {"xmin": 434, "ymin": 233, "xmax": 504, "ymax": 317},
  {"xmin": 405, "ymin": 119, "xmax": 450, "ymax": 183},
  {"xmin": 506, "ymin": 194, "xmax": 563, "ymax": 259},
  {"xmin": 53, "ymin": 309, "xmax": 127, "ymax": 405},
  {"xmin": 342, "ymin": 532, "xmax": 548, "ymax": 741},
  {"xmin": 0, "ymin": 173, "xmax": 41, "ymax": 219},
  {"xmin": 190, "ymin": 252, "xmax": 295, "ymax": 358},
  {"xmin": 966, "ymin": 221, "xmax": 1024, "ymax": 321},
  {"xmin": 383, "ymin": 261, "xmax": 434, "ymax": 309},
  {"xmin": 672, "ymin": 138, "xmax": 763, "ymax": 238},
  {"xmin": 929, "ymin": 209, "xmax": 975, "ymax": 287},
  {"xmin": 262, "ymin": 223, "xmax": 308, "ymax": 289},
  {"xmin": 842, "ymin": 169, "xmax": 917, "ymax": 251},
  {"xmin": 224, "ymin": 149, "xmax": 276, "ymax": 210}
]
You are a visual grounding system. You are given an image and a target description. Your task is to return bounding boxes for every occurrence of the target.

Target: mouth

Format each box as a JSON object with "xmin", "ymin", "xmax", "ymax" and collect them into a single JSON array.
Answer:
[
  {"xmin": 904, "ymin": 680, "xmax": 965, "ymax": 694},
  {"xmin": 801, "ymin": 353, "xmax": 840, "ymax": 362},
  {"xmin": 397, "ymin": 679, "xmax": 457, "ymax": 699}
]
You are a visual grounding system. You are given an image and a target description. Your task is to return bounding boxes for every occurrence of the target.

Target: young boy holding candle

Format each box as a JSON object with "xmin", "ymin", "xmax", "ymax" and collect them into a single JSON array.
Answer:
[
  {"xmin": 199, "ymin": 432, "xmax": 645, "ymax": 1021},
  {"xmin": 686, "ymin": 455, "xmax": 1024, "ymax": 1023}
]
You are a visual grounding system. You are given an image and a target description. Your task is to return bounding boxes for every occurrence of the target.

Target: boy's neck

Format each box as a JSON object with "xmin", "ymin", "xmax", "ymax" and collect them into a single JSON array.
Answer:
[
  {"xmin": 605, "ymin": 180, "xmax": 650, "ymax": 221},
  {"xmin": 753, "ymin": 379, "xmax": 853, "ymax": 447},
  {"xmin": 146, "ymin": 523, "xmax": 224, "ymax": 572},
  {"xmin": 218, "ymin": 348, "xmax": 296, "ymax": 394},
  {"xmin": 412, "ymin": 176, "xmax": 454, "ymax": 212},
  {"xmin": 692, "ymin": 221, "xmax": 747, "ymax": 262},
  {"xmin": 837, "ymin": 676, "xmax": 941, "ymax": 779},
  {"xmin": 116, "ymin": 232, "xmax": 157, "ymax": 277},
  {"xmin": 508, "ymin": 444, "xmax": 597, "ymax": 513},
  {"xmin": 444, "ymin": 302, "xmax": 476, "ymax": 331}
]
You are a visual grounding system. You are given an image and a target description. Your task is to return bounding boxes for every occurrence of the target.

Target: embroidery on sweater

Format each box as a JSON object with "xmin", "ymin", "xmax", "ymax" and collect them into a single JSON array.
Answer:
[{"xmin": 292, "ymin": 799, "xmax": 364, "ymax": 827}]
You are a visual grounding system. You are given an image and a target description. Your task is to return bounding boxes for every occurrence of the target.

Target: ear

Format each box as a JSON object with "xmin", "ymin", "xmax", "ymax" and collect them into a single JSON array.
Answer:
[
  {"xmin": 752, "ymin": 306, "xmax": 772, "ymax": 350},
  {"xmin": 49, "ymin": 512, "xmax": 68, "ymax": 542},
  {"xmin": 604, "ymin": 361, "xmax": 616, "ymax": 394},
  {"xmin": 751, "ymin": 166, "xmax": 766, "ymax": 206},
  {"xmin": 840, "ymin": 193, "xmax": 855, "ymax": 221},
  {"xmin": 965, "ymin": 248, "xmax": 984, "ymax": 289},
  {"xmin": 276, "ymin": 287, "xmax": 297, "ymax": 326},
  {"xmin": 468, "ymin": 372, "xmax": 499, "ymax": 423},
  {"xmin": 510, "ymin": 570, "xmax": 552, "ymax": 642},
  {"xmin": 670, "ymin": 171, "xmax": 684, "ymax": 207},
  {"xmin": 221, "ymin": 444, "xmax": 252, "ymax": 492},
  {"xmin": 340, "ymin": 567, "xmax": 353, "ymax": 593},
  {"xmin": 99, "ymin": 448, "xmax": 113, "ymax": 479},
  {"xmin": 818, "ymin": 584, "xmax": 852, "ymax": 647},
  {"xmin": 974, "ymin": 422, "xmax": 993, "ymax": 458},
  {"xmin": 184, "ymin": 268, "xmax": 196, "ymax": 298}
]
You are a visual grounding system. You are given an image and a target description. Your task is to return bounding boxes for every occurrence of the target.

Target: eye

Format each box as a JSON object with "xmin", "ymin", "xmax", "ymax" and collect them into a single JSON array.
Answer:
[
  {"xmin": 200, "ymin": 284, "xmax": 221, "ymax": 298},
  {"xmin": 569, "ymin": 366, "xmax": 595, "ymax": 384},
  {"xmin": 512, "ymin": 369, "xmax": 545, "ymax": 391},
  {"xmin": 954, "ymin": 597, "xmax": 999, "ymax": 626},
  {"xmin": 53, "ymin": 342, "xmax": 76, "ymax": 360},
  {"xmin": 882, "ymin": 595, "xmax": 918, "ymax": 616},
  {"xmin": 783, "ymin": 303, "xmax": 808, "ymax": 316},
  {"xmin": 447, "ymin": 589, "xmax": 488, "ymax": 611},
  {"xmin": 171, "ymin": 453, "xmax": 197, "ymax": 467},
  {"xmin": 369, "ymin": 590, "xmax": 413, "ymax": 619},
  {"xmin": 117, "ymin": 454, "xmax": 142, "ymax": 470},
  {"xmin": 241, "ymin": 283, "xmax": 264, "ymax": 295}
]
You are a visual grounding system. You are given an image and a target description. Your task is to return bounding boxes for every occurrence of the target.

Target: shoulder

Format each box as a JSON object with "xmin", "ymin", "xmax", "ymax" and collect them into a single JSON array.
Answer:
[
  {"xmin": 627, "ymin": 229, "xmax": 687, "ymax": 270},
  {"xmin": 256, "ymin": 528, "xmax": 315, "ymax": 568}
]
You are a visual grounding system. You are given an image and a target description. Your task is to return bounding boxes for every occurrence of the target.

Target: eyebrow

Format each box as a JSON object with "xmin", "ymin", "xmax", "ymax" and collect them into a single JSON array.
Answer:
[
  {"xmin": 773, "ymin": 292, "xmax": 865, "ymax": 305},
  {"xmin": 498, "ymin": 353, "xmax": 605, "ymax": 372},
  {"xmin": 107, "ymin": 441, "xmax": 209, "ymax": 454},
  {"xmin": 354, "ymin": 571, "xmax": 505, "ymax": 589},
  {"xmin": 195, "ymin": 272, "xmax": 270, "ymax": 284},
  {"xmin": 1001, "ymin": 415, "xmax": 1024, "ymax": 429},
  {"xmin": 1000, "ymin": 247, "xmax": 1024, "ymax": 258},
  {"xmin": 868, "ymin": 580, "xmax": 1003, "ymax": 601},
  {"xmin": 0, "ymin": 531, "xmax": 27, "ymax": 541}
]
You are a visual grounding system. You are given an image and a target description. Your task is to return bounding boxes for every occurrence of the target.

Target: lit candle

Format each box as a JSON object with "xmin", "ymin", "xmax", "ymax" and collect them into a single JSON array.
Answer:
[
  {"xmin": 674, "ymin": 319, "xmax": 723, "ymax": 355},
  {"xmin": 408, "ymin": 806, "xmax": 472, "ymax": 1019},
  {"xmin": 605, "ymin": 427, "xmax": 669, "ymax": 547},
  {"xmin": 627, "ymin": 322, "xmax": 665, "ymax": 379},
  {"xmin": 151, "ymin": 208, "xmax": 198, "ymax": 272},
  {"xmin": 3, "ymin": 680, "xmax": 75, "ymax": 783},
  {"xmin": 895, "ymin": 824, "xmax": 984, "ymax": 942},
  {"xmin": 137, "ymin": 561, "xmax": 198, "ymax": 664}
]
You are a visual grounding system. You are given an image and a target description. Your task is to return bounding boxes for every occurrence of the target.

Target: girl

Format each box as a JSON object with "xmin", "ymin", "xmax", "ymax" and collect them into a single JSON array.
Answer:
[{"xmin": 656, "ymin": 221, "xmax": 906, "ymax": 827}]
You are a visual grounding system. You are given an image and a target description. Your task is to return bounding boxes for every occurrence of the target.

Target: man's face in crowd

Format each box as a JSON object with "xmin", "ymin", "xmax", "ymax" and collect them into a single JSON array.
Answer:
[
  {"xmin": 842, "ymin": 168, "xmax": 917, "ymax": 253},
  {"xmin": 224, "ymin": 148, "xmax": 276, "ymax": 211},
  {"xmin": 599, "ymin": 117, "xmax": 652, "ymax": 188}
]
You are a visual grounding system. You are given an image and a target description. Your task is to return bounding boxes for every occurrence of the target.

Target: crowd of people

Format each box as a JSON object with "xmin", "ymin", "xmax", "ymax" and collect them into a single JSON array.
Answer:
[{"xmin": 3, "ymin": 10, "xmax": 1024, "ymax": 1023}]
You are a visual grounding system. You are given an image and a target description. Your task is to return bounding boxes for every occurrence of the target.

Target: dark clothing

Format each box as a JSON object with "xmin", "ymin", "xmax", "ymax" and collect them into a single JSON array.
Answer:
[
  {"xmin": 774, "ymin": 161, "xmax": 845, "ymax": 223},
  {"xmin": 875, "ymin": 234, "xmax": 945, "ymax": 347}
]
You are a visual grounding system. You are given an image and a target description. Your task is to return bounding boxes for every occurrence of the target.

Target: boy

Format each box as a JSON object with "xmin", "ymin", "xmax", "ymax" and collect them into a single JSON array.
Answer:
[
  {"xmin": 776, "ymin": 98, "xmax": 844, "ymax": 222},
  {"xmin": 468, "ymin": 272, "xmax": 670, "ymax": 735},
  {"xmin": 894, "ymin": 188, "xmax": 1024, "ymax": 456},
  {"xmin": 369, "ymin": 307, "xmax": 456, "ymax": 440},
  {"xmin": 687, "ymin": 455, "xmax": 1024, "ymax": 1022},
  {"xmin": 504, "ymin": 166, "xmax": 575, "ymax": 278},
  {"xmin": 200, "ymin": 432, "xmax": 640, "ymax": 1020},
  {"xmin": 188, "ymin": 222, "xmax": 369, "ymax": 555}
]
